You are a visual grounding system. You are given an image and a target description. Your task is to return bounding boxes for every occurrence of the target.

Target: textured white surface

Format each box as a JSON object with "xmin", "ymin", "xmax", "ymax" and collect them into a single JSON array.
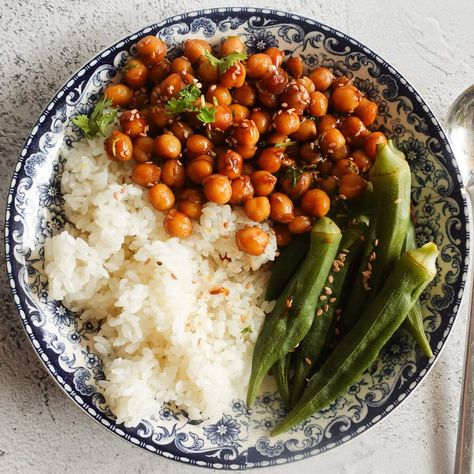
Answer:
[{"xmin": 0, "ymin": 1, "xmax": 473, "ymax": 473}]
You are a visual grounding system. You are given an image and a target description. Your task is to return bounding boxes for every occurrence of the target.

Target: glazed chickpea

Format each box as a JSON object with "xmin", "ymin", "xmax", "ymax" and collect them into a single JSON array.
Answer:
[
  {"xmin": 207, "ymin": 105, "xmax": 232, "ymax": 132},
  {"xmin": 280, "ymin": 171, "xmax": 312, "ymax": 199},
  {"xmin": 274, "ymin": 223, "xmax": 293, "ymax": 247},
  {"xmin": 186, "ymin": 156, "xmax": 214, "ymax": 184},
  {"xmin": 119, "ymin": 110, "xmax": 148, "ymax": 138},
  {"xmin": 178, "ymin": 189, "xmax": 204, "ymax": 220},
  {"xmin": 272, "ymin": 110, "xmax": 300, "ymax": 135},
  {"xmin": 330, "ymin": 143, "xmax": 351, "ymax": 162},
  {"xmin": 123, "ymin": 59, "xmax": 149, "ymax": 89},
  {"xmin": 136, "ymin": 35, "xmax": 167, "ymax": 66},
  {"xmin": 148, "ymin": 183, "xmax": 175, "ymax": 211},
  {"xmin": 299, "ymin": 142, "xmax": 322, "ymax": 164},
  {"xmin": 317, "ymin": 176, "xmax": 338, "ymax": 195},
  {"xmin": 285, "ymin": 57, "xmax": 304, "ymax": 79},
  {"xmin": 330, "ymin": 84, "xmax": 362, "ymax": 113},
  {"xmin": 186, "ymin": 134, "xmax": 213, "ymax": 155},
  {"xmin": 229, "ymin": 104, "xmax": 251, "ymax": 123},
  {"xmin": 259, "ymin": 68, "xmax": 288, "ymax": 95},
  {"xmin": 351, "ymin": 149, "xmax": 372, "ymax": 173},
  {"xmin": 164, "ymin": 209, "xmax": 193, "ymax": 238},
  {"xmin": 308, "ymin": 67, "xmax": 335, "ymax": 91},
  {"xmin": 319, "ymin": 128, "xmax": 346, "ymax": 156},
  {"xmin": 149, "ymin": 59, "xmax": 171, "ymax": 85},
  {"xmin": 162, "ymin": 159, "xmax": 186, "ymax": 188},
  {"xmin": 232, "ymin": 119, "xmax": 260, "ymax": 145},
  {"xmin": 308, "ymin": 91, "xmax": 329, "ymax": 117},
  {"xmin": 104, "ymin": 131, "xmax": 133, "ymax": 162},
  {"xmin": 159, "ymin": 73, "xmax": 186, "ymax": 100},
  {"xmin": 235, "ymin": 143, "xmax": 258, "ymax": 159},
  {"xmin": 180, "ymin": 188, "xmax": 204, "ymax": 204},
  {"xmin": 131, "ymin": 162, "xmax": 161, "ymax": 187},
  {"xmin": 279, "ymin": 80, "xmax": 310, "ymax": 115},
  {"xmin": 170, "ymin": 121, "xmax": 194, "ymax": 143},
  {"xmin": 198, "ymin": 59, "xmax": 220, "ymax": 83},
  {"xmin": 132, "ymin": 136, "xmax": 155, "ymax": 163},
  {"xmin": 206, "ymin": 84, "xmax": 232, "ymax": 105},
  {"xmin": 229, "ymin": 175, "xmax": 254, "ymax": 204},
  {"xmin": 338, "ymin": 173, "xmax": 367, "ymax": 200},
  {"xmin": 130, "ymin": 89, "xmax": 149, "ymax": 109},
  {"xmin": 250, "ymin": 109, "xmax": 271, "ymax": 135},
  {"xmin": 236, "ymin": 226, "xmax": 269, "ymax": 256},
  {"xmin": 257, "ymin": 147, "xmax": 284, "ymax": 173},
  {"xmin": 301, "ymin": 188, "xmax": 330, "ymax": 217},
  {"xmin": 217, "ymin": 149, "xmax": 243, "ymax": 179},
  {"xmin": 258, "ymin": 90, "xmax": 279, "ymax": 109},
  {"xmin": 300, "ymin": 76, "xmax": 316, "ymax": 94},
  {"xmin": 251, "ymin": 170, "xmax": 277, "ymax": 196},
  {"xmin": 150, "ymin": 104, "xmax": 174, "ymax": 128},
  {"xmin": 233, "ymin": 82, "xmax": 257, "ymax": 107},
  {"xmin": 184, "ymin": 39, "xmax": 212, "ymax": 64},
  {"xmin": 170, "ymin": 56, "xmax": 193, "ymax": 74},
  {"xmin": 270, "ymin": 193, "xmax": 295, "ymax": 223},
  {"xmin": 154, "ymin": 134, "xmax": 182, "ymax": 159},
  {"xmin": 318, "ymin": 114, "xmax": 340, "ymax": 133},
  {"xmin": 339, "ymin": 116, "xmax": 369, "ymax": 145},
  {"xmin": 104, "ymin": 84, "xmax": 133, "ymax": 107},
  {"xmin": 221, "ymin": 36, "xmax": 246, "ymax": 56},
  {"xmin": 246, "ymin": 53, "xmax": 272, "ymax": 79},
  {"xmin": 220, "ymin": 61, "xmax": 246, "ymax": 88},
  {"xmin": 244, "ymin": 197, "xmax": 271, "ymax": 222},
  {"xmin": 291, "ymin": 118, "xmax": 317, "ymax": 142},
  {"xmin": 203, "ymin": 174, "xmax": 232, "ymax": 204},
  {"xmin": 288, "ymin": 214, "xmax": 312, "ymax": 234},
  {"xmin": 363, "ymin": 131, "xmax": 387, "ymax": 159},
  {"xmin": 265, "ymin": 132, "xmax": 288, "ymax": 145},
  {"xmin": 264, "ymin": 47, "xmax": 284, "ymax": 67},
  {"xmin": 332, "ymin": 76, "xmax": 351, "ymax": 88},
  {"xmin": 355, "ymin": 97, "xmax": 378, "ymax": 126},
  {"xmin": 318, "ymin": 158, "xmax": 332, "ymax": 175},
  {"xmin": 331, "ymin": 158, "xmax": 359, "ymax": 178}
]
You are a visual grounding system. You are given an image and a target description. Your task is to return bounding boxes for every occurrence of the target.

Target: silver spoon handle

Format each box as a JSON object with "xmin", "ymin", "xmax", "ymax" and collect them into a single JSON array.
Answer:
[{"xmin": 455, "ymin": 185, "xmax": 474, "ymax": 474}]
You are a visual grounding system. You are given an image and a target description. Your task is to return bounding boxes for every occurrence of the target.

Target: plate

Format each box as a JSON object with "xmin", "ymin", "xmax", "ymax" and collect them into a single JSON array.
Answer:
[{"xmin": 4, "ymin": 7, "xmax": 469, "ymax": 469}]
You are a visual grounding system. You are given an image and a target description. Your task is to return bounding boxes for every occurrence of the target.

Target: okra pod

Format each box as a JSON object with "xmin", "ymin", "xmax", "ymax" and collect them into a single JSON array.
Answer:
[
  {"xmin": 247, "ymin": 218, "xmax": 342, "ymax": 407},
  {"xmin": 273, "ymin": 353, "xmax": 291, "ymax": 408},
  {"xmin": 272, "ymin": 243, "xmax": 439, "ymax": 436}
]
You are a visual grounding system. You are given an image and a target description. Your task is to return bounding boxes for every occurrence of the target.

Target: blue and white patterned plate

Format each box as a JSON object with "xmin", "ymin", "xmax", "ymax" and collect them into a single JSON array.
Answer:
[{"xmin": 4, "ymin": 7, "xmax": 470, "ymax": 469}]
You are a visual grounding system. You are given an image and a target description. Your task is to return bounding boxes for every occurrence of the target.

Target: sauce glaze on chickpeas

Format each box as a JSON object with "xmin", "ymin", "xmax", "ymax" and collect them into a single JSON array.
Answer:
[{"xmin": 104, "ymin": 35, "xmax": 386, "ymax": 254}]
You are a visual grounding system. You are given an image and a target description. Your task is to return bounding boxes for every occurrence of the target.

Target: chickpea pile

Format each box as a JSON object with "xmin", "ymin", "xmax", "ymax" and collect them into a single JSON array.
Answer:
[{"xmin": 103, "ymin": 35, "xmax": 387, "ymax": 256}]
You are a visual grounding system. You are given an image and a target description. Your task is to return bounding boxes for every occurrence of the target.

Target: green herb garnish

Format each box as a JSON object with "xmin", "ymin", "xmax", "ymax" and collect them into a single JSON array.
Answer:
[
  {"xmin": 197, "ymin": 105, "xmax": 217, "ymax": 125},
  {"xmin": 203, "ymin": 50, "xmax": 247, "ymax": 73},
  {"xmin": 283, "ymin": 166, "xmax": 303, "ymax": 188},
  {"xmin": 165, "ymin": 84, "xmax": 202, "ymax": 113},
  {"xmin": 241, "ymin": 326, "xmax": 253, "ymax": 337},
  {"xmin": 72, "ymin": 97, "xmax": 117, "ymax": 139},
  {"xmin": 275, "ymin": 141, "xmax": 298, "ymax": 148}
]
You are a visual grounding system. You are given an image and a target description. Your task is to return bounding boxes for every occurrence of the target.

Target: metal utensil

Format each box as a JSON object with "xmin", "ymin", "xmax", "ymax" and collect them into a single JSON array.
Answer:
[{"xmin": 446, "ymin": 85, "xmax": 474, "ymax": 474}]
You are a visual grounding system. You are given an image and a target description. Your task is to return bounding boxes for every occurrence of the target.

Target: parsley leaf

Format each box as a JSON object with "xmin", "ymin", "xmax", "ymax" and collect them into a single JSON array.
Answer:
[
  {"xmin": 203, "ymin": 50, "xmax": 247, "ymax": 73},
  {"xmin": 72, "ymin": 97, "xmax": 117, "ymax": 139},
  {"xmin": 275, "ymin": 141, "xmax": 298, "ymax": 148},
  {"xmin": 197, "ymin": 105, "xmax": 216, "ymax": 124},
  {"xmin": 165, "ymin": 84, "xmax": 202, "ymax": 113},
  {"xmin": 241, "ymin": 326, "xmax": 253, "ymax": 337}
]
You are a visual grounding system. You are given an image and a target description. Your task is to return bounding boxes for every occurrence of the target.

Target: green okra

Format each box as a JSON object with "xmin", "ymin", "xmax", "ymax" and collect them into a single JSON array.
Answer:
[
  {"xmin": 247, "ymin": 217, "xmax": 342, "ymax": 407},
  {"xmin": 273, "ymin": 353, "xmax": 291, "ymax": 408},
  {"xmin": 271, "ymin": 243, "xmax": 439, "ymax": 436}
]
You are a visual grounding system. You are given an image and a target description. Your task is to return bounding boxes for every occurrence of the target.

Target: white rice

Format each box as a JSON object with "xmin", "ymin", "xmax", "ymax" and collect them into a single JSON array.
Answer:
[{"xmin": 43, "ymin": 131, "xmax": 277, "ymax": 426}]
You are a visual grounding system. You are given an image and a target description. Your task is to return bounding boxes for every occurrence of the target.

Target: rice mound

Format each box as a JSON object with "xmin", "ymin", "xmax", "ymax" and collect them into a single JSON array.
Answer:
[{"xmin": 43, "ymin": 133, "xmax": 277, "ymax": 426}]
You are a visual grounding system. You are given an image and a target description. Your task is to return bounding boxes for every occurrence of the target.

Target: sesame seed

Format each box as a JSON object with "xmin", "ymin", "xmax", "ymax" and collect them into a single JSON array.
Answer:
[
  {"xmin": 338, "ymin": 193, "xmax": 347, "ymax": 200},
  {"xmin": 324, "ymin": 304, "xmax": 329, "ymax": 312},
  {"xmin": 335, "ymin": 328, "xmax": 340, "ymax": 336},
  {"xmin": 324, "ymin": 287, "xmax": 332, "ymax": 295},
  {"xmin": 316, "ymin": 308, "xmax": 323, "ymax": 316},
  {"xmin": 305, "ymin": 357, "xmax": 312, "ymax": 365},
  {"xmin": 394, "ymin": 198, "xmax": 402, "ymax": 204},
  {"xmin": 329, "ymin": 297, "xmax": 337, "ymax": 303},
  {"xmin": 374, "ymin": 239, "xmax": 379, "ymax": 246},
  {"xmin": 328, "ymin": 275, "xmax": 334, "ymax": 284},
  {"xmin": 320, "ymin": 295, "xmax": 327, "ymax": 301},
  {"xmin": 286, "ymin": 297, "xmax": 293, "ymax": 308},
  {"xmin": 281, "ymin": 102, "xmax": 288, "ymax": 107}
]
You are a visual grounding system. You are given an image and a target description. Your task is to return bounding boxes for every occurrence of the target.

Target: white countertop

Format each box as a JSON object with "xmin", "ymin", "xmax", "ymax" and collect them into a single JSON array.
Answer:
[{"xmin": 1, "ymin": 0, "xmax": 473, "ymax": 472}]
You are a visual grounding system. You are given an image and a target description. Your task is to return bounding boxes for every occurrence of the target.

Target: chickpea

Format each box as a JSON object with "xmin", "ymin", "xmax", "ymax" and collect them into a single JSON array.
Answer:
[
  {"xmin": 274, "ymin": 223, "xmax": 293, "ymax": 247},
  {"xmin": 180, "ymin": 188, "xmax": 204, "ymax": 203},
  {"xmin": 339, "ymin": 116, "xmax": 369, "ymax": 145},
  {"xmin": 319, "ymin": 128, "xmax": 346, "ymax": 156},
  {"xmin": 170, "ymin": 56, "xmax": 193, "ymax": 74},
  {"xmin": 244, "ymin": 196, "xmax": 271, "ymax": 222},
  {"xmin": 258, "ymin": 90, "xmax": 279, "ymax": 109},
  {"xmin": 331, "ymin": 158, "xmax": 359, "ymax": 178},
  {"xmin": 139, "ymin": 107, "xmax": 159, "ymax": 135},
  {"xmin": 148, "ymin": 183, "xmax": 175, "ymax": 211},
  {"xmin": 330, "ymin": 84, "xmax": 362, "ymax": 113},
  {"xmin": 280, "ymin": 171, "xmax": 312, "ymax": 199},
  {"xmin": 198, "ymin": 58, "xmax": 220, "ymax": 83},
  {"xmin": 203, "ymin": 174, "xmax": 232, "ymax": 204},
  {"xmin": 164, "ymin": 209, "xmax": 193, "ymax": 238},
  {"xmin": 154, "ymin": 134, "xmax": 182, "ymax": 159},
  {"xmin": 236, "ymin": 226, "xmax": 269, "ymax": 256},
  {"xmin": 318, "ymin": 158, "xmax": 332, "ymax": 175},
  {"xmin": 136, "ymin": 35, "xmax": 167, "ymax": 66},
  {"xmin": 131, "ymin": 162, "xmax": 161, "ymax": 187},
  {"xmin": 300, "ymin": 76, "xmax": 316, "ymax": 94},
  {"xmin": 279, "ymin": 80, "xmax": 310, "ymax": 115},
  {"xmin": 308, "ymin": 91, "xmax": 329, "ymax": 117},
  {"xmin": 161, "ymin": 159, "xmax": 185, "ymax": 188},
  {"xmin": 251, "ymin": 170, "xmax": 277, "ymax": 196},
  {"xmin": 206, "ymin": 84, "xmax": 232, "ymax": 105},
  {"xmin": 186, "ymin": 134, "xmax": 213, "ymax": 155},
  {"xmin": 233, "ymin": 82, "xmax": 257, "ymax": 108},
  {"xmin": 251, "ymin": 109, "xmax": 271, "ymax": 135},
  {"xmin": 229, "ymin": 104, "xmax": 250, "ymax": 123},
  {"xmin": 355, "ymin": 97, "xmax": 378, "ymax": 126},
  {"xmin": 299, "ymin": 142, "xmax": 322, "ymax": 164},
  {"xmin": 318, "ymin": 114, "xmax": 340, "ymax": 133},
  {"xmin": 178, "ymin": 189, "xmax": 204, "ymax": 220},
  {"xmin": 257, "ymin": 147, "xmax": 284, "ymax": 173},
  {"xmin": 232, "ymin": 119, "xmax": 260, "ymax": 145},
  {"xmin": 269, "ymin": 193, "xmax": 295, "ymax": 223},
  {"xmin": 330, "ymin": 143, "xmax": 351, "ymax": 162},
  {"xmin": 184, "ymin": 39, "xmax": 211, "ymax": 64},
  {"xmin": 258, "ymin": 68, "xmax": 288, "ymax": 95},
  {"xmin": 130, "ymin": 89, "xmax": 149, "ymax": 109},
  {"xmin": 104, "ymin": 131, "xmax": 133, "ymax": 162},
  {"xmin": 206, "ymin": 129, "xmax": 227, "ymax": 147},
  {"xmin": 301, "ymin": 188, "xmax": 330, "ymax": 217},
  {"xmin": 291, "ymin": 118, "xmax": 317, "ymax": 142},
  {"xmin": 273, "ymin": 110, "xmax": 300, "ymax": 135},
  {"xmin": 150, "ymin": 104, "xmax": 174, "ymax": 128},
  {"xmin": 104, "ymin": 84, "xmax": 133, "ymax": 107},
  {"xmin": 217, "ymin": 149, "xmax": 243, "ymax": 179},
  {"xmin": 288, "ymin": 214, "xmax": 312, "ymax": 234},
  {"xmin": 308, "ymin": 67, "xmax": 335, "ymax": 91},
  {"xmin": 220, "ymin": 61, "xmax": 246, "ymax": 88},
  {"xmin": 186, "ymin": 156, "xmax": 214, "ymax": 184},
  {"xmin": 221, "ymin": 36, "xmax": 246, "ymax": 56},
  {"xmin": 332, "ymin": 76, "xmax": 351, "ymax": 88},
  {"xmin": 123, "ymin": 59, "xmax": 149, "ymax": 89},
  {"xmin": 119, "ymin": 110, "xmax": 148, "ymax": 138},
  {"xmin": 338, "ymin": 173, "xmax": 367, "ymax": 200},
  {"xmin": 230, "ymin": 175, "xmax": 254, "ymax": 204},
  {"xmin": 351, "ymin": 149, "xmax": 372, "ymax": 173},
  {"xmin": 170, "ymin": 121, "xmax": 194, "ymax": 143},
  {"xmin": 132, "ymin": 136, "xmax": 155, "ymax": 163},
  {"xmin": 149, "ymin": 59, "xmax": 171, "ymax": 85},
  {"xmin": 317, "ymin": 175, "xmax": 338, "ymax": 195},
  {"xmin": 285, "ymin": 57, "xmax": 304, "ymax": 79},
  {"xmin": 234, "ymin": 143, "xmax": 258, "ymax": 159},
  {"xmin": 363, "ymin": 131, "xmax": 387, "ymax": 159},
  {"xmin": 159, "ymin": 73, "xmax": 186, "ymax": 100},
  {"xmin": 264, "ymin": 47, "xmax": 284, "ymax": 67},
  {"xmin": 246, "ymin": 53, "xmax": 272, "ymax": 79}
]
